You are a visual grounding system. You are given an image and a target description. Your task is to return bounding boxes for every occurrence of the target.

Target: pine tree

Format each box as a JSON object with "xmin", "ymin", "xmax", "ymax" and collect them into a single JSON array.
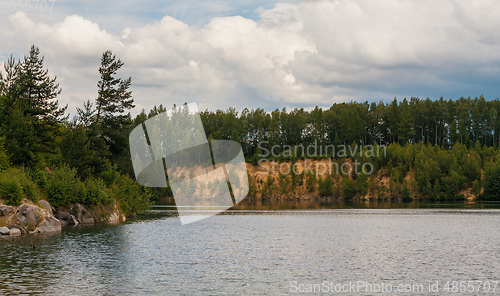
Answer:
[
  {"xmin": 0, "ymin": 46, "xmax": 66, "ymax": 166},
  {"xmin": 93, "ymin": 50, "xmax": 135, "ymax": 165}
]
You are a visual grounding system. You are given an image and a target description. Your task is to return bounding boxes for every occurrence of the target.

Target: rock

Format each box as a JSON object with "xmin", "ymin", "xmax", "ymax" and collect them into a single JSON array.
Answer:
[
  {"xmin": 0, "ymin": 205, "xmax": 15, "ymax": 216},
  {"xmin": 55, "ymin": 211, "xmax": 79, "ymax": 226},
  {"xmin": 16, "ymin": 205, "xmax": 39, "ymax": 231},
  {"xmin": 37, "ymin": 200, "xmax": 54, "ymax": 215},
  {"xmin": 55, "ymin": 210, "xmax": 69, "ymax": 221},
  {"xmin": 37, "ymin": 215, "xmax": 61, "ymax": 233},
  {"xmin": 70, "ymin": 203, "xmax": 94, "ymax": 224},
  {"xmin": 80, "ymin": 216, "xmax": 94, "ymax": 224},
  {"xmin": 0, "ymin": 226, "xmax": 10, "ymax": 235},
  {"xmin": 68, "ymin": 215, "xmax": 80, "ymax": 225},
  {"xmin": 9, "ymin": 228, "xmax": 21, "ymax": 236},
  {"xmin": 107, "ymin": 211, "xmax": 120, "ymax": 224}
]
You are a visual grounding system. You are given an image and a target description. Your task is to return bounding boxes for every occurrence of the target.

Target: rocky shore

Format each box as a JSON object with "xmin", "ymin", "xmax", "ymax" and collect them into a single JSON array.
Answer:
[{"xmin": 0, "ymin": 200, "xmax": 125, "ymax": 236}]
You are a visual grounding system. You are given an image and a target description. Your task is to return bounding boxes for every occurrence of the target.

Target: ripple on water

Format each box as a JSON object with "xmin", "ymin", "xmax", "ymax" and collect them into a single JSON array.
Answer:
[{"xmin": 0, "ymin": 209, "xmax": 500, "ymax": 295}]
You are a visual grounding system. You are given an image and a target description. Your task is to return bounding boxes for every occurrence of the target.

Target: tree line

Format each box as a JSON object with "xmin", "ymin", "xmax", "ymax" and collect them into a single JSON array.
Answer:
[
  {"xmin": 192, "ymin": 96, "xmax": 500, "ymax": 160},
  {"xmin": 1, "ymin": 45, "xmax": 500, "ymax": 206}
]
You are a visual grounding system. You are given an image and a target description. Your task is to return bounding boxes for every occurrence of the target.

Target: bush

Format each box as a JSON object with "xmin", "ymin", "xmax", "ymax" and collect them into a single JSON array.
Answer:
[
  {"xmin": 342, "ymin": 177, "xmax": 356, "ymax": 199},
  {"xmin": 46, "ymin": 165, "xmax": 84, "ymax": 206},
  {"xmin": 0, "ymin": 137, "xmax": 9, "ymax": 171},
  {"xmin": 0, "ymin": 177, "xmax": 23, "ymax": 205},
  {"xmin": 0, "ymin": 167, "xmax": 40, "ymax": 205},
  {"xmin": 84, "ymin": 177, "xmax": 112, "ymax": 206},
  {"xmin": 318, "ymin": 175, "xmax": 333, "ymax": 196},
  {"xmin": 111, "ymin": 175, "xmax": 151, "ymax": 217},
  {"xmin": 472, "ymin": 179, "xmax": 481, "ymax": 196},
  {"xmin": 481, "ymin": 166, "xmax": 500, "ymax": 201},
  {"xmin": 306, "ymin": 170, "xmax": 316, "ymax": 192},
  {"xmin": 401, "ymin": 183, "xmax": 412, "ymax": 202}
]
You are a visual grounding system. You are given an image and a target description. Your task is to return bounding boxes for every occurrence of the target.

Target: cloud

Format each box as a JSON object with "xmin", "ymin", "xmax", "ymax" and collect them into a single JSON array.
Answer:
[{"xmin": 4, "ymin": 0, "xmax": 500, "ymax": 116}]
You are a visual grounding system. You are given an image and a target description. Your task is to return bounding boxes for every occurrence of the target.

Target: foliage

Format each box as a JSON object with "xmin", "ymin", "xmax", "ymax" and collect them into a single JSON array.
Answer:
[
  {"xmin": 0, "ymin": 46, "xmax": 66, "ymax": 167},
  {"xmin": 401, "ymin": 183, "xmax": 412, "ymax": 202},
  {"xmin": 45, "ymin": 165, "xmax": 84, "ymax": 206},
  {"xmin": 0, "ymin": 137, "xmax": 9, "ymax": 171},
  {"xmin": 342, "ymin": 177, "xmax": 356, "ymax": 199},
  {"xmin": 111, "ymin": 175, "xmax": 151, "ymax": 217},
  {"xmin": 0, "ymin": 167, "xmax": 40, "ymax": 205},
  {"xmin": 318, "ymin": 175, "xmax": 333, "ymax": 196},
  {"xmin": 472, "ymin": 179, "xmax": 481, "ymax": 196},
  {"xmin": 84, "ymin": 177, "xmax": 112, "ymax": 206},
  {"xmin": 305, "ymin": 170, "xmax": 316, "ymax": 192},
  {"xmin": 481, "ymin": 165, "xmax": 500, "ymax": 201}
]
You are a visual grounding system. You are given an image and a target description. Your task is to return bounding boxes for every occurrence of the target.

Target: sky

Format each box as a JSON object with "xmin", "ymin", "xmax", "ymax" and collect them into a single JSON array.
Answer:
[{"xmin": 2, "ymin": 0, "xmax": 500, "ymax": 117}]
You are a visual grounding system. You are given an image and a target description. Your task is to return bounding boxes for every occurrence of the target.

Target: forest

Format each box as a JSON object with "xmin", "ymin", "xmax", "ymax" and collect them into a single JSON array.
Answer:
[{"xmin": 1, "ymin": 46, "xmax": 500, "ymax": 211}]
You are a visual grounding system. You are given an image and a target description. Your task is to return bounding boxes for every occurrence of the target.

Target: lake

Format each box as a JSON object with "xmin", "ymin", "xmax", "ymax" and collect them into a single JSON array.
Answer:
[{"xmin": 1, "ymin": 201, "xmax": 500, "ymax": 295}]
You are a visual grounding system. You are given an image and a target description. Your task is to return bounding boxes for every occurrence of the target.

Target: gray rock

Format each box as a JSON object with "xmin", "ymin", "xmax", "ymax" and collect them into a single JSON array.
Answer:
[
  {"xmin": 37, "ymin": 216, "xmax": 61, "ymax": 233},
  {"xmin": 68, "ymin": 215, "xmax": 79, "ymax": 225},
  {"xmin": 70, "ymin": 203, "xmax": 86, "ymax": 221},
  {"xmin": 107, "ymin": 211, "xmax": 120, "ymax": 224},
  {"xmin": 37, "ymin": 200, "xmax": 54, "ymax": 215},
  {"xmin": 9, "ymin": 228, "xmax": 21, "ymax": 236},
  {"xmin": 80, "ymin": 216, "xmax": 94, "ymax": 224},
  {"xmin": 16, "ymin": 205, "xmax": 39, "ymax": 231},
  {"xmin": 0, "ymin": 226, "xmax": 10, "ymax": 235},
  {"xmin": 55, "ymin": 211, "xmax": 79, "ymax": 226},
  {"xmin": 70, "ymin": 203, "xmax": 94, "ymax": 224},
  {"xmin": 0, "ymin": 205, "xmax": 15, "ymax": 216},
  {"xmin": 55, "ymin": 210, "xmax": 70, "ymax": 221}
]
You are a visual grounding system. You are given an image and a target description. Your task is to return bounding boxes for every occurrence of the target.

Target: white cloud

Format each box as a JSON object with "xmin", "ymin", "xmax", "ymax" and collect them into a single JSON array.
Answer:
[{"xmin": 4, "ymin": 0, "xmax": 500, "ymax": 116}]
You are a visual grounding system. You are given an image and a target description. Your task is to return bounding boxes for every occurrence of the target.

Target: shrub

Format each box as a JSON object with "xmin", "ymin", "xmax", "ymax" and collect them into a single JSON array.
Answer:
[
  {"xmin": 318, "ymin": 175, "xmax": 333, "ymax": 197},
  {"xmin": 0, "ymin": 167, "xmax": 40, "ymax": 205},
  {"xmin": 0, "ymin": 177, "xmax": 23, "ymax": 205},
  {"xmin": 306, "ymin": 170, "xmax": 316, "ymax": 192},
  {"xmin": 401, "ymin": 183, "xmax": 412, "ymax": 201},
  {"xmin": 0, "ymin": 137, "xmax": 9, "ymax": 171},
  {"xmin": 111, "ymin": 175, "xmax": 151, "ymax": 217},
  {"xmin": 481, "ymin": 166, "xmax": 500, "ymax": 201},
  {"xmin": 46, "ymin": 165, "xmax": 84, "ymax": 206},
  {"xmin": 84, "ymin": 177, "xmax": 112, "ymax": 206},
  {"xmin": 472, "ymin": 179, "xmax": 481, "ymax": 196},
  {"xmin": 342, "ymin": 177, "xmax": 356, "ymax": 199}
]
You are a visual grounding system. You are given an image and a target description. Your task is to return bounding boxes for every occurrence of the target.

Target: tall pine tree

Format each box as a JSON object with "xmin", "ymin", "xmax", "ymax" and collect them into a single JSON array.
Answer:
[
  {"xmin": 93, "ymin": 50, "xmax": 135, "ymax": 170},
  {"xmin": 0, "ymin": 45, "xmax": 66, "ymax": 166}
]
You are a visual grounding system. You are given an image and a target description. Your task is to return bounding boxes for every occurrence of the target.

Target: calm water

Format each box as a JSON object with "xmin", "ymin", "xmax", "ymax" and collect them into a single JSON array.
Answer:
[{"xmin": 1, "ymin": 203, "xmax": 500, "ymax": 295}]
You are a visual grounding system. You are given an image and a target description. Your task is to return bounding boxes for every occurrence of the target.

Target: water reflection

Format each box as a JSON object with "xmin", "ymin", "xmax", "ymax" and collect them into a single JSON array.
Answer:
[
  {"xmin": 157, "ymin": 199, "xmax": 500, "ymax": 211},
  {"xmin": 1, "ymin": 206, "xmax": 500, "ymax": 295}
]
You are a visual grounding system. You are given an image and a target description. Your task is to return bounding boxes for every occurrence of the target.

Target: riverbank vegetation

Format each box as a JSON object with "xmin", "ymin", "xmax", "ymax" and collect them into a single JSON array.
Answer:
[
  {"xmin": 0, "ymin": 46, "xmax": 150, "ymax": 216},
  {"xmin": 242, "ymin": 142, "xmax": 500, "ymax": 201},
  {"xmin": 2, "ymin": 45, "xmax": 500, "ymax": 211}
]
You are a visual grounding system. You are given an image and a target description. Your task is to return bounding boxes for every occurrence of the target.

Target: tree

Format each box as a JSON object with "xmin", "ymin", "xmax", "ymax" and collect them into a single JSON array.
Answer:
[
  {"xmin": 93, "ymin": 50, "xmax": 135, "ymax": 167},
  {"xmin": 342, "ymin": 177, "xmax": 356, "ymax": 199},
  {"xmin": 481, "ymin": 165, "xmax": 500, "ymax": 201},
  {"xmin": 0, "ymin": 46, "xmax": 66, "ymax": 166}
]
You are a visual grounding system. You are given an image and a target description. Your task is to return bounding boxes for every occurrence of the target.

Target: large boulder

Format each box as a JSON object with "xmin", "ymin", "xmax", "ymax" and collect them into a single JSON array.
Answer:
[
  {"xmin": 0, "ymin": 226, "xmax": 10, "ymax": 235},
  {"xmin": 16, "ymin": 204, "xmax": 39, "ymax": 231},
  {"xmin": 12, "ymin": 202, "xmax": 62, "ymax": 234},
  {"xmin": 0, "ymin": 205, "xmax": 15, "ymax": 216},
  {"xmin": 37, "ymin": 215, "xmax": 61, "ymax": 233}
]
